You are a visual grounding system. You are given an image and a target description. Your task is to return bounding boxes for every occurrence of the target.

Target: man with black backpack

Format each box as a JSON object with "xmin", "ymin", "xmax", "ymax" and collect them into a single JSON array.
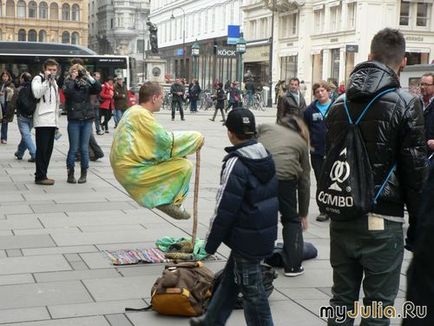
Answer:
[
  {"xmin": 14, "ymin": 72, "xmax": 36, "ymax": 162},
  {"xmin": 322, "ymin": 28, "xmax": 428, "ymax": 325}
]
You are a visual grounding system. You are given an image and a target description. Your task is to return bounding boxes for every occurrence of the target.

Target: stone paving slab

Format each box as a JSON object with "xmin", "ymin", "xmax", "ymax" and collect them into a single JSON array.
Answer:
[
  {"xmin": 0, "ymin": 255, "xmax": 71, "ymax": 275},
  {"xmin": 0, "ymin": 316, "xmax": 110, "ymax": 326},
  {"xmin": 34, "ymin": 269, "xmax": 120, "ymax": 283},
  {"xmin": 0, "ymin": 281, "xmax": 94, "ymax": 309},
  {"xmin": 0, "ymin": 307, "xmax": 50, "ymax": 324},
  {"xmin": 22, "ymin": 245, "xmax": 97, "ymax": 256},
  {"xmin": 0, "ymin": 234, "xmax": 56, "ymax": 250},
  {"xmin": 0, "ymin": 273, "xmax": 35, "ymax": 286}
]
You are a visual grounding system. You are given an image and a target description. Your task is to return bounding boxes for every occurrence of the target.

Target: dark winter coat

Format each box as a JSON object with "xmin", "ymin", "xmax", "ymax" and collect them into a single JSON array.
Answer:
[
  {"xmin": 63, "ymin": 78, "xmax": 101, "ymax": 121},
  {"xmin": 189, "ymin": 84, "xmax": 201, "ymax": 101},
  {"xmin": 276, "ymin": 90, "xmax": 306, "ymax": 121},
  {"xmin": 205, "ymin": 140, "xmax": 278, "ymax": 261},
  {"xmin": 326, "ymin": 60, "xmax": 428, "ymax": 244},
  {"xmin": 170, "ymin": 83, "xmax": 185, "ymax": 103},
  {"xmin": 114, "ymin": 82, "xmax": 128, "ymax": 111},
  {"xmin": 303, "ymin": 100, "xmax": 330, "ymax": 157},
  {"xmin": 0, "ymin": 80, "xmax": 16, "ymax": 122},
  {"xmin": 423, "ymin": 98, "xmax": 434, "ymax": 156}
]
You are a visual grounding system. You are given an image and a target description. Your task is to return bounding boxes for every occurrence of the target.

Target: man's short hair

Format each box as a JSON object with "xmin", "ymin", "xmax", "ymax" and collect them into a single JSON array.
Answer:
[
  {"xmin": 370, "ymin": 28, "xmax": 406, "ymax": 68},
  {"xmin": 289, "ymin": 77, "xmax": 300, "ymax": 85},
  {"xmin": 139, "ymin": 82, "xmax": 162, "ymax": 103},
  {"xmin": 422, "ymin": 72, "xmax": 434, "ymax": 82},
  {"xmin": 312, "ymin": 80, "xmax": 331, "ymax": 93},
  {"xmin": 43, "ymin": 59, "xmax": 59, "ymax": 70}
]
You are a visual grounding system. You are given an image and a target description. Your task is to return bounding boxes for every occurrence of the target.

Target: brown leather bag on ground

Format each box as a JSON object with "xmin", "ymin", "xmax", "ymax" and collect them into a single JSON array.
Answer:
[{"xmin": 126, "ymin": 261, "xmax": 214, "ymax": 317}]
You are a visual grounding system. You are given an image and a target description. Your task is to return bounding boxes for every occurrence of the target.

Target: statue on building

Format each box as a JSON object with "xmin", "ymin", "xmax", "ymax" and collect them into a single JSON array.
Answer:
[{"xmin": 147, "ymin": 19, "xmax": 159, "ymax": 54}]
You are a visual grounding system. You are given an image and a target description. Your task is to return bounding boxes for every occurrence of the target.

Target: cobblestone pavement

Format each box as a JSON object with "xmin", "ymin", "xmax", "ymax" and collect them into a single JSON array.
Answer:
[{"xmin": 0, "ymin": 107, "xmax": 410, "ymax": 325}]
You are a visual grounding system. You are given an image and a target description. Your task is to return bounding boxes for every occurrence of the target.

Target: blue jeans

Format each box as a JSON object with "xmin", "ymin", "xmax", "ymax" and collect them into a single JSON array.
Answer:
[
  {"xmin": 247, "ymin": 90, "xmax": 254, "ymax": 107},
  {"xmin": 66, "ymin": 120, "xmax": 92, "ymax": 170},
  {"xmin": 190, "ymin": 99, "xmax": 198, "ymax": 112},
  {"xmin": 113, "ymin": 109, "xmax": 123, "ymax": 126},
  {"xmin": 16, "ymin": 115, "xmax": 36, "ymax": 159},
  {"xmin": 203, "ymin": 253, "xmax": 274, "ymax": 326},
  {"xmin": 94, "ymin": 106, "xmax": 101, "ymax": 133},
  {"xmin": 1, "ymin": 121, "xmax": 8, "ymax": 141}
]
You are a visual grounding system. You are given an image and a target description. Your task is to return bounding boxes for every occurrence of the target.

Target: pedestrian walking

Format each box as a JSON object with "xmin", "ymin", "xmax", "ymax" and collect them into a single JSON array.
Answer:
[
  {"xmin": 226, "ymin": 81, "xmax": 241, "ymax": 112},
  {"xmin": 14, "ymin": 72, "xmax": 36, "ymax": 162},
  {"xmin": 170, "ymin": 78, "xmax": 186, "ymax": 121},
  {"xmin": 0, "ymin": 70, "xmax": 16, "ymax": 144},
  {"xmin": 113, "ymin": 76, "xmax": 128, "ymax": 127},
  {"xmin": 91, "ymin": 72, "xmax": 103, "ymax": 135},
  {"xmin": 277, "ymin": 77, "xmax": 306, "ymax": 122},
  {"xmin": 99, "ymin": 76, "xmax": 114, "ymax": 133},
  {"xmin": 325, "ymin": 28, "xmax": 428, "ymax": 325},
  {"xmin": 189, "ymin": 79, "xmax": 201, "ymax": 113},
  {"xmin": 63, "ymin": 64, "xmax": 101, "ymax": 184},
  {"xmin": 32, "ymin": 59, "xmax": 61, "ymax": 185},
  {"xmin": 303, "ymin": 80, "xmax": 332, "ymax": 222},
  {"xmin": 190, "ymin": 109, "xmax": 278, "ymax": 326},
  {"xmin": 209, "ymin": 82, "xmax": 226, "ymax": 122},
  {"xmin": 257, "ymin": 114, "xmax": 311, "ymax": 277}
]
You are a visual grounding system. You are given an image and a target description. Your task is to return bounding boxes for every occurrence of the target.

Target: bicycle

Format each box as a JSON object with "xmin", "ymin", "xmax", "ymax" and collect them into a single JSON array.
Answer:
[{"xmin": 199, "ymin": 90, "xmax": 214, "ymax": 111}]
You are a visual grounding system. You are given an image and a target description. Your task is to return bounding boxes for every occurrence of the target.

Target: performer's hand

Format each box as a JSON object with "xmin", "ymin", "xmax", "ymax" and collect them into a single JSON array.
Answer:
[{"xmin": 301, "ymin": 216, "xmax": 308, "ymax": 231}]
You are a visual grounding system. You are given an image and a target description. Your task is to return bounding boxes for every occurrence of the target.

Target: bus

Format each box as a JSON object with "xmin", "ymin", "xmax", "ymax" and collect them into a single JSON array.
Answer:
[{"xmin": 0, "ymin": 41, "xmax": 136, "ymax": 87}]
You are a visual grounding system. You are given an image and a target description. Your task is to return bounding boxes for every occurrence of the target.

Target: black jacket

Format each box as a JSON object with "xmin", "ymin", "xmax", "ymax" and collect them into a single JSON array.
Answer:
[
  {"xmin": 277, "ymin": 90, "xmax": 306, "ymax": 122},
  {"xmin": 423, "ymin": 98, "xmax": 434, "ymax": 156},
  {"xmin": 64, "ymin": 78, "xmax": 101, "ymax": 121},
  {"xmin": 404, "ymin": 164, "xmax": 434, "ymax": 325},
  {"xmin": 170, "ymin": 83, "xmax": 185, "ymax": 102},
  {"xmin": 205, "ymin": 140, "xmax": 278, "ymax": 260},
  {"xmin": 326, "ymin": 61, "xmax": 428, "ymax": 240}
]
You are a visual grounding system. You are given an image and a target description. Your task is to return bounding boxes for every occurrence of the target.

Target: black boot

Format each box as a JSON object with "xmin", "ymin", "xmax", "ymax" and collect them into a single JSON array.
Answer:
[
  {"xmin": 78, "ymin": 169, "xmax": 87, "ymax": 184},
  {"xmin": 67, "ymin": 169, "xmax": 76, "ymax": 184}
]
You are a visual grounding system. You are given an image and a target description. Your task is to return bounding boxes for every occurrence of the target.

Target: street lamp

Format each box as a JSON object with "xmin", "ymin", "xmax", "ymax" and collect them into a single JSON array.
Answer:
[
  {"xmin": 236, "ymin": 33, "xmax": 246, "ymax": 83},
  {"xmin": 170, "ymin": 8, "xmax": 186, "ymax": 79},
  {"xmin": 191, "ymin": 39, "xmax": 200, "ymax": 79}
]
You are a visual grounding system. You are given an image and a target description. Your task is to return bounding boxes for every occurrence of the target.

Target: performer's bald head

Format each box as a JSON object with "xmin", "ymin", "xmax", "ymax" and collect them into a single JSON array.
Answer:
[{"xmin": 139, "ymin": 82, "xmax": 164, "ymax": 112}]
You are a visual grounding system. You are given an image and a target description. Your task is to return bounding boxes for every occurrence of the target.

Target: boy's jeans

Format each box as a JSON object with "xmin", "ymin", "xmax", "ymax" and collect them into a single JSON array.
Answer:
[
  {"xmin": 16, "ymin": 115, "xmax": 36, "ymax": 159},
  {"xmin": 203, "ymin": 253, "xmax": 274, "ymax": 326}
]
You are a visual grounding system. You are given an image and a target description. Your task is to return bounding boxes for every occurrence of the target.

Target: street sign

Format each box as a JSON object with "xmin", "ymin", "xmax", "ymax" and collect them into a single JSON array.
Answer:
[
  {"xmin": 216, "ymin": 47, "xmax": 237, "ymax": 58},
  {"xmin": 346, "ymin": 44, "xmax": 359, "ymax": 53},
  {"xmin": 227, "ymin": 25, "xmax": 240, "ymax": 45},
  {"xmin": 176, "ymin": 48, "xmax": 184, "ymax": 56}
]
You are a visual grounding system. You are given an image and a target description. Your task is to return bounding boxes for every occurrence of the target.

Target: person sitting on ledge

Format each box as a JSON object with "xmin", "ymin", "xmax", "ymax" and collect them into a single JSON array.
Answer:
[{"xmin": 110, "ymin": 82, "xmax": 204, "ymax": 220}]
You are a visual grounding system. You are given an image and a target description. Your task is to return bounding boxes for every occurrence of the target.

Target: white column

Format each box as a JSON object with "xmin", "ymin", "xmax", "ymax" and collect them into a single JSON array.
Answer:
[
  {"xmin": 322, "ymin": 48, "xmax": 330, "ymax": 80},
  {"xmin": 339, "ymin": 47, "xmax": 346, "ymax": 84}
]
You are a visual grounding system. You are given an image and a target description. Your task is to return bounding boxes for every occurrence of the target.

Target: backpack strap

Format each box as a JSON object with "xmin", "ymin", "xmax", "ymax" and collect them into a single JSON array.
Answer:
[
  {"xmin": 343, "ymin": 88, "xmax": 396, "ymax": 125},
  {"xmin": 372, "ymin": 163, "xmax": 397, "ymax": 206},
  {"xmin": 125, "ymin": 305, "xmax": 152, "ymax": 312}
]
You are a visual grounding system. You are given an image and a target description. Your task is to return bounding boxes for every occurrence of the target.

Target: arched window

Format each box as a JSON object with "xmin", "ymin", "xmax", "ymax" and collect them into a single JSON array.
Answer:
[
  {"xmin": 28, "ymin": 1, "xmax": 37, "ymax": 18},
  {"xmin": 18, "ymin": 29, "xmax": 26, "ymax": 41},
  {"xmin": 39, "ymin": 2, "xmax": 48, "ymax": 19},
  {"xmin": 28, "ymin": 29, "xmax": 37, "ymax": 42},
  {"xmin": 61, "ymin": 31, "xmax": 70, "ymax": 43},
  {"xmin": 39, "ymin": 30, "xmax": 47, "ymax": 42},
  {"xmin": 17, "ymin": 0, "xmax": 25, "ymax": 18},
  {"xmin": 71, "ymin": 32, "xmax": 79, "ymax": 44},
  {"xmin": 50, "ymin": 3, "xmax": 58, "ymax": 20},
  {"xmin": 6, "ymin": 0, "xmax": 15, "ymax": 17},
  {"xmin": 71, "ymin": 4, "xmax": 79, "ymax": 21},
  {"xmin": 61, "ymin": 3, "xmax": 70, "ymax": 20}
]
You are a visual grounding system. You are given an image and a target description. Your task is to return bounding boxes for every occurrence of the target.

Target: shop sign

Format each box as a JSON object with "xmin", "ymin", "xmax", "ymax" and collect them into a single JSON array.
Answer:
[
  {"xmin": 346, "ymin": 44, "xmax": 359, "ymax": 53},
  {"xmin": 216, "ymin": 47, "xmax": 237, "ymax": 58},
  {"xmin": 330, "ymin": 38, "xmax": 339, "ymax": 43},
  {"xmin": 405, "ymin": 35, "xmax": 424, "ymax": 42}
]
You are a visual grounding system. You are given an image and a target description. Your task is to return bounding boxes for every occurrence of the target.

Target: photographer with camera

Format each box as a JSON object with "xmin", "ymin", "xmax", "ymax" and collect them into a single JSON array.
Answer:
[{"xmin": 63, "ymin": 64, "xmax": 101, "ymax": 184}]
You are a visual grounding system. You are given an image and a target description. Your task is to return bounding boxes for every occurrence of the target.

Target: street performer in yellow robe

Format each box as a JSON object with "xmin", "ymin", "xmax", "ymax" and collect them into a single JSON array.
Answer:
[{"xmin": 110, "ymin": 82, "xmax": 204, "ymax": 219}]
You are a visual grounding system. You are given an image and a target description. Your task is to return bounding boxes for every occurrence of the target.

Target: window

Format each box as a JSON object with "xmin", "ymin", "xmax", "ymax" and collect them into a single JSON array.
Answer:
[
  {"xmin": 28, "ymin": 1, "xmax": 36, "ymax": 18},
  {"xmin": 71, "ymin": 4, "xmax": 79, "ymax": 21},
  {"xmin": 39, "ymin": 2, "xmax": 47, "ymax": 19},
  {"xmin": 290, "ymin": 13, "xmax": 297, "ymax": 35},
  {"xmin": 71, "ymin": 32, "xmax": 79, "ymax": 44},
  {"xmin": 17, "ymin": 0, "xmax": 25, "ymax": 18},
  {"xmin": 6, "ymin": 0, "xmax": 14, "ymax": 17},
  {"xmin": 280, "ymin": 56, "xmax": 298, "ymax": 81},
  {"xmin": 18, "ymin": 29, "xmax": 26, "ymax": 41},
  {"xmin": 417, "ymin": 3, "xmax": 429, "ymax": 27},
  {"xmin": 62, "ymin": 3, "xmax": 70, "ymax": 20},
  {"xmin": 249, "ymin": 20, "xmax": 256, "ymax": 39},
  {"xmin": 137, "ymin": 39, "xmax": 144, "ymax": 53},
  {"xmin": 62, "ymin": 31, "xmax": 70, "ymax": 43},
  {"xmin": 330, "ymin": 4, "xmax": 341, "ymax": 32},
  {"xmin": 314, "ymin": 9, "xmax": 324, "ymax": 33},
  {"xmin": 347, "ymin": 2, "xmax": 356, "ymax": 29},
  {"xmin": 39, "ymin": 30, "xmax": 47, "ymax": 42},
  {"xmin": 400, "ymin": 1, "xmax": 410, "ymax": 26},
  {"xmin": 28, "ymin": 29, "xmax": 37, "ymax": 42},
  {"xmin": 0, "ymin": 1, "xmax": 2, "ymax": 17},
  {"xmin": 50, "ymin": 3, "xmax": 58, "ymax": 20}
]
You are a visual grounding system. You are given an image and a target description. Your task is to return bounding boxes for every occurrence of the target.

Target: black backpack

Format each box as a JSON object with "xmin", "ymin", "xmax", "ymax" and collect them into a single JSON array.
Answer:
[
  {"xmin": 316, "ymin": 88, "xmax": 397, "ymax": 221},
  {"xmin": 17, "ymin": 77, "xmax": 42, "ymax": 117}
]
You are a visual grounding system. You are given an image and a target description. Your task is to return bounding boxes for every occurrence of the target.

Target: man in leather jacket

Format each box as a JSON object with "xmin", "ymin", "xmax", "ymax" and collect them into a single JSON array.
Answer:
[
  {"xmin": 325, "ymin": 28, "xmax": 428, "ymax": 325},
  {"xmin": 170, "ymin": 78, "xmax": 185, "ymax": 121},
  {"xmin": 276, "ymin": 77, "xmax": 306, "ymax": 122}
]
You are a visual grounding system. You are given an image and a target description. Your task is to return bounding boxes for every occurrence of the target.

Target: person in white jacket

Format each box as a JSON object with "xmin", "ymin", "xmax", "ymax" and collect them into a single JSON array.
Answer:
[{"xmin": 32, "ymin": 59, "xmax": 60, "ymax": 185}]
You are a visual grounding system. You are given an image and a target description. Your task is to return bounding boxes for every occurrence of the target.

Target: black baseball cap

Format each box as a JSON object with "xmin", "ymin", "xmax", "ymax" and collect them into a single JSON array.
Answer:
[{"xmin": 225, "ymin": 109, "xmax": 256, "ymax": 135}]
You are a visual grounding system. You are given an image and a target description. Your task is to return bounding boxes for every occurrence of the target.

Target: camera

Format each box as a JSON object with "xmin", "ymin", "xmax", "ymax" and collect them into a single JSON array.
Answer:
[
  {"xmin": 47, "ymin": 74, "xmax": 52, "ymax": 80},
  {"xmin": 78, "ymin": 68, "xmax": 87, "ymax": 78}
]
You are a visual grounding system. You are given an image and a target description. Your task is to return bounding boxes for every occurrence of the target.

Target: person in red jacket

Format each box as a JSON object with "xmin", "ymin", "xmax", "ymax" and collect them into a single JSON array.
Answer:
[{"xmin": 99, "ymin": 76, "xmax": 114, "ymax": 133}]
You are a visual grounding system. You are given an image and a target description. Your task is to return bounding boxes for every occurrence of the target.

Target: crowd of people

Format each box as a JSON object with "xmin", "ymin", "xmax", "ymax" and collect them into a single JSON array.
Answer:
[{"xmin": 0, "ymin": 27, "xmax": 433, "ymax": 325}]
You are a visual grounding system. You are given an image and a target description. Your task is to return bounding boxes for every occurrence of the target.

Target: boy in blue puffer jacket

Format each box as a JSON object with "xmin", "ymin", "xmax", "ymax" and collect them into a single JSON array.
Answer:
[{"xmin": 190, "ymin": 109, "xmax": 279, "ymax": 326}]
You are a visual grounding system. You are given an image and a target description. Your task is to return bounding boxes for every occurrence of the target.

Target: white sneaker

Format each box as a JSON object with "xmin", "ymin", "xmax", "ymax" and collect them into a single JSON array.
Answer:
[{"xmin": 284, "ymin": 266, "xmax": 304, "ymax": 277}]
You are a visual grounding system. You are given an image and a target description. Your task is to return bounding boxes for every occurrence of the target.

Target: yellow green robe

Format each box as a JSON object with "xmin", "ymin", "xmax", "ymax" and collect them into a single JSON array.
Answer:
[{"xmin": 110, "ymin": 105, "xmax": 203, "ymax": 208}]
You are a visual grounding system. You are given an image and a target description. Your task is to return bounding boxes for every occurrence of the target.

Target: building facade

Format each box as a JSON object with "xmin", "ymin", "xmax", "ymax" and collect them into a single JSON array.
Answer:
[
  {"xmin": 243, "ymin": 0, "xmax": 434, "ymax": 101},
  {"xmin": 150, "ymin": 0, "xmax": 243, "ymax": 88},
  {"xmin": 0, "ymin": 0, "xmax": 88, "ymax": 46}
]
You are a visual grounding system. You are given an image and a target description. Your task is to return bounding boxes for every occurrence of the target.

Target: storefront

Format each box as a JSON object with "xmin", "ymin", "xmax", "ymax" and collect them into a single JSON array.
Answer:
[
  {"xmin": 159, "ymin": 37, "xmax": 238, "ymax": 89},
  {"xmin": 244, "ymin": 44, "xmax": 270, "ymax": 87}
]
